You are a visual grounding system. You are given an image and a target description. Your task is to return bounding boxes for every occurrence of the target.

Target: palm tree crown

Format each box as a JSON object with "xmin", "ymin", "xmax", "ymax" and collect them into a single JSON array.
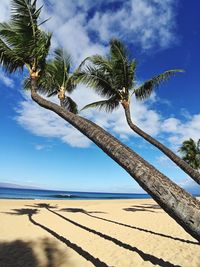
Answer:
[
  {"xmin": 0, "ymin": 0, "xmax": 77, "ymax": 113},
  {"xmin": 0, "ymin": 0, "xmax": 51, "ymax": 76},
  {"xmin": 24, "ymin": 48, "xmax": 78, "ymax": 113},
  {"xmin": 179, "ymin": 138, "xmax": 200, "ymax": 170},
  {"xmin": 77, "ymin": 39, "xmax": 182, "ymax": 112}
]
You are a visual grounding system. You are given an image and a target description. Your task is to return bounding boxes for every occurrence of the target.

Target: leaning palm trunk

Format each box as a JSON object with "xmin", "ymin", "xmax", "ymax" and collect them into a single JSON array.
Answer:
[
  {"xmin": 121, "ymin": 102, "xmax": 200, "ymax": 185},
  {"xmin": 30, "ymin": 80, "xmax": 200, "ymax": 242}
]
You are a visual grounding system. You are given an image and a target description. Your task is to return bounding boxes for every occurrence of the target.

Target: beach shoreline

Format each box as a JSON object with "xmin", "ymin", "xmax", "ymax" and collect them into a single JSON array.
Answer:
[{"xmin": 0, "ymin": 198, "xmax": 199, "ymax": 266}]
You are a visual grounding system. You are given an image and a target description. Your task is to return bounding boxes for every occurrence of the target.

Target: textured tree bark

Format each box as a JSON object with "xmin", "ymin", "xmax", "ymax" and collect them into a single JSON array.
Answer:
[
  {"xmin": 31, "ymin": 85, "xmax": 200, "ymax": 242},
  {"xmin": 122, "ymin": 104, "xmax": 200, "ymax": 185}
]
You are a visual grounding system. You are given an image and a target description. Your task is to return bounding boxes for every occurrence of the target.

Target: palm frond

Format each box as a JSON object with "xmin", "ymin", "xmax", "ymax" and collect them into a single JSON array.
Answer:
[
  {"xmin": 65, "ymin": 75, "xmax": 76, "ymax": 93},
  {"xmin": 23, "ymin": 77, "xmax": 31, "ymax": 90},
  {"xmin": 10, "ymin": 0, "xmax": 41, "ymax": 32},
  {"xmin": 179, "ymin": 139, "xmax": 196, "ymax": 153},
  {"xmin": 54, "ymin": 48, "xmax": 71, "ymax": 67},
  {"xmin": 47, "ymin": 90, "xmax": 58, "ymax": 97},
  {"xmin": 0, "ymin": 22, "xmax": 21, "ymax": 48},
  {"xmin": 52, "ymin": 48, "xmax": 71, "ymax": 86},
  {"xmin": 75, "ymin": 57, "xmax": 91, "ymax": 73},
  {"xmin": 63, "ymin": 96, "xmax": 78, "ymax": 114},
  {"xmin": 134, "ymin": 69, "xmax": 184, "ymax": 101},
  {"xmin": 179, "ymin": 138, "xmax": 200, "ymax": 170},
  {"xmin": 110, "ymin": 38, "xmax": 135, "ymax": 91},
  {"xmin": 87, "ymin": 55, "xmax": 112, "ymax": 72},
  {"xmin": 34, "ymin": 31, "xmax": 51, "ymax": 72},
  {"xmin": 35, "ymin": 68, "xmax": 57, "ymax": 95},
  {"xmin": 81, "ymin": 96, "xmax": 120, "ymax": 113},
  {"xmin": 40, "ymin": 48, "xmax": 71, "ymax": 90},
  {"xmin": 127, "ymin": 60, "xmax": 137, "ymax": 89},
  {"xmin": 0, "ymin": 38, "xmax": 24, "ymax": 72},
  {"xmin": 0, "ymin": 0, "xmax": 51, "ymax": 73},
  {"xmin": 10, "ymin": 0, "xmax": 42, "ymax": 50},
  {"xmin": 76, "ymin": 65, "xmax": 116, "ymax": 98},
  {"xmin": 110, "ymin": 39, "xmax": 127, "ymax": 61}
]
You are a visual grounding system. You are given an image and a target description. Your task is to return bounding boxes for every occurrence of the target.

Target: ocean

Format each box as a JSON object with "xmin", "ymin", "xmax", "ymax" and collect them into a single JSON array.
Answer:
[{"xmin": 0, "ymin": 187, "xmax": 151, "ymax": 200}]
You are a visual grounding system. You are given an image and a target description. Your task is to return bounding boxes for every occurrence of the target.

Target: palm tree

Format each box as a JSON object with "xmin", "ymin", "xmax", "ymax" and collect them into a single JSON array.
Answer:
[
  {"xmin": 179, "ymin": 139, "xmax": 200, "ymax": 171},
  {"xmin": 77, "ymin": 39, "xmax": 200, "ymax": 185},
  {"xmin": 24, "ymin": 48, "xmax": 78, "ymax": 113},
  {"xmin": 0, "ymin": 0, "xmax": 200, "ymax": 242},
  {"xmin": 0, "ymin": 0, "xmax": 51, "ymax": 80}
]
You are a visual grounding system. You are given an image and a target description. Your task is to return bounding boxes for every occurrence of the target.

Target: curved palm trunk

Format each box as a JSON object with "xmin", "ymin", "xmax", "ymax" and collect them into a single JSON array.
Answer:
[
  {"xmin": 122, "ymin": 102, "xmax": 200, "ymax": 185},
  {"xmin": 31, "ymin": 81, "xmax": 200, "ymax": 242}
]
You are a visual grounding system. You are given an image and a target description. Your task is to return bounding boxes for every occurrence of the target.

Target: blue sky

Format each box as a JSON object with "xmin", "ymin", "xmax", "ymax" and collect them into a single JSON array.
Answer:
[{"xmin": 0, "ymin": 0, "xmax": 199, "ymax": 194}]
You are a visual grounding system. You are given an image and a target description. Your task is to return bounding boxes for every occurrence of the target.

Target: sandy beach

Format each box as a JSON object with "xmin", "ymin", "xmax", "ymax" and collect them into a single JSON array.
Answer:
[{"xmin": 0, "ymin": 198, "xmax": 199, "ymax": 267}]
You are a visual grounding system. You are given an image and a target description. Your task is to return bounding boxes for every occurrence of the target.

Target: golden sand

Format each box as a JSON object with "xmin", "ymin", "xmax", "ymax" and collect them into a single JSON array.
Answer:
[{"xmin": 0, "ymin": 198, "xmax": 199, "ymax": 267}]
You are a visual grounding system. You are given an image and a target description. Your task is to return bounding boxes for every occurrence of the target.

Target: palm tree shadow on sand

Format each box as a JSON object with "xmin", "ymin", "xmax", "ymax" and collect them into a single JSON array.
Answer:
[
  {"xmin": 0, "ymin": 238, "xmax": 70, "ymax": 267},
  {"xmin": 0, "ymin": 240, "xmax": 38, "ymax": 267},
  {"xmin": 123, "ymin": 204, "xmax": 162, "ymax": 213},
  {"xmin": 5, "ymin": 208, "xmax": 109, "ymax": 267},
  {"xmin": 59, "ymin": 207, "xmax": 199, "ymax": 246},
  {"xmin": 27, "ymin": 204, "xmax": 181, "ymax": 267}
]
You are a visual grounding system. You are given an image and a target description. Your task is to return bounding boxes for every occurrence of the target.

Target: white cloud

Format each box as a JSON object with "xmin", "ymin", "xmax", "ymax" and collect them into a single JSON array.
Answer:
[
  {"xmin": 34, "ymin": 144, "xmax": 53, "ymax": 151},
  {"xmin": 87, "ymin": 0, "xmax": 177, "ymax": 50},
  {"xmin": 16, "ymin": 94, "xmax": 91, "ymax": 148},
  {"xmin": 38, "ymin": 0, "xmax": 107, "ymax": 65},
  {"xmin": 162, "ymin": 118, "xmax": 180, "ymax": 132},
  {"xmin": 35, "ymin": 0, "xmax": 178, "ymax": 67},
  {"xmin": 161, "ymin": 115, "xmax": 200, "ymax": 147},
  {"xmin": 0, "ymin": 70, "xmax": 14, "ymax": 88},
  {"xmin": 155, "ymin": 155, "xmax": 176, "ymax": 169},
  {"xmin": 0, "ymin": 0, "xmax": 10, "ymax": 22},
  {"xmin": 0, "ymin": 1, "xmax": 178, "ymax": 64},
  {"xmin": 35, "ymin": 144, "xmax": 45, "ymax": 151}
]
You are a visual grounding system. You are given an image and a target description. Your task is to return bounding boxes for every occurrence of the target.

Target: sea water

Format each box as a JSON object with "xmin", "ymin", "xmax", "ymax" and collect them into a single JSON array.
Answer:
[{"xmin": 0, "ymin": 187, "xmax": 151, "ymax": 200}]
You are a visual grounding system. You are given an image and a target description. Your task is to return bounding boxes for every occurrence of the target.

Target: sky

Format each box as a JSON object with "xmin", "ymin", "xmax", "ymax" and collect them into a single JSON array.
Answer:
[{"xmin": 0, "ymin": 0, "xmax": 200, "ymax": 194}]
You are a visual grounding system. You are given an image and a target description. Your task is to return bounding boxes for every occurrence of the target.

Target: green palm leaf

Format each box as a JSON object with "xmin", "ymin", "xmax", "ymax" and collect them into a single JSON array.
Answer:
[
  {"xmin": 63, "ymin": 97, "xmax": 78, "ymax": 114},
  {"xmin": 110, "ymin": 39, "xmax": 127, "ymax": 62},
  {"xmin": 81, "ymin": 96, "xmax": 120, "ymax": 113},
  {"xmin": 47, "ymin": 90, "xmax": 58, "ymax": 97},
  {"xmin": 75, "ymin": 39, "xmax": 139, "ymax": 114},
  {"xmin": 31, "ymin": 30, "xmax": 51, "ymax": 74},
  {"xmin": 0, "ymin": 38, "xmax": 24, "ymax": 72},
  {"xmin": 65, "ymin": 75, "xmax": 77, "ymax": 93},
  {"xmin": 87, "ymin": 55, "xmax": 113, "ymax": 72},
  {"xmin": 0, "ymin": 0, "xmax": 51, "ymax": 73},
  {"xmin": 110, "ymin": 39, "xmax": 136, "ymax": 91},
  {"xmin": 52, "ymin": 48, "xmax": 71, "ymax": 89},
  {"xmin": 23, "ymin": 77, "xmax": 31, "ymax": 91},
  {"xmin": 134, "ymin": 70, "xmax": 184, "ymax": 101},
  {"xmin": 179, "ymin": 138, "xmax": 200, "ymax": 170},
  {"xmin": 76, "ymin": 65, "xmax": 116, "ymax": 98}
]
